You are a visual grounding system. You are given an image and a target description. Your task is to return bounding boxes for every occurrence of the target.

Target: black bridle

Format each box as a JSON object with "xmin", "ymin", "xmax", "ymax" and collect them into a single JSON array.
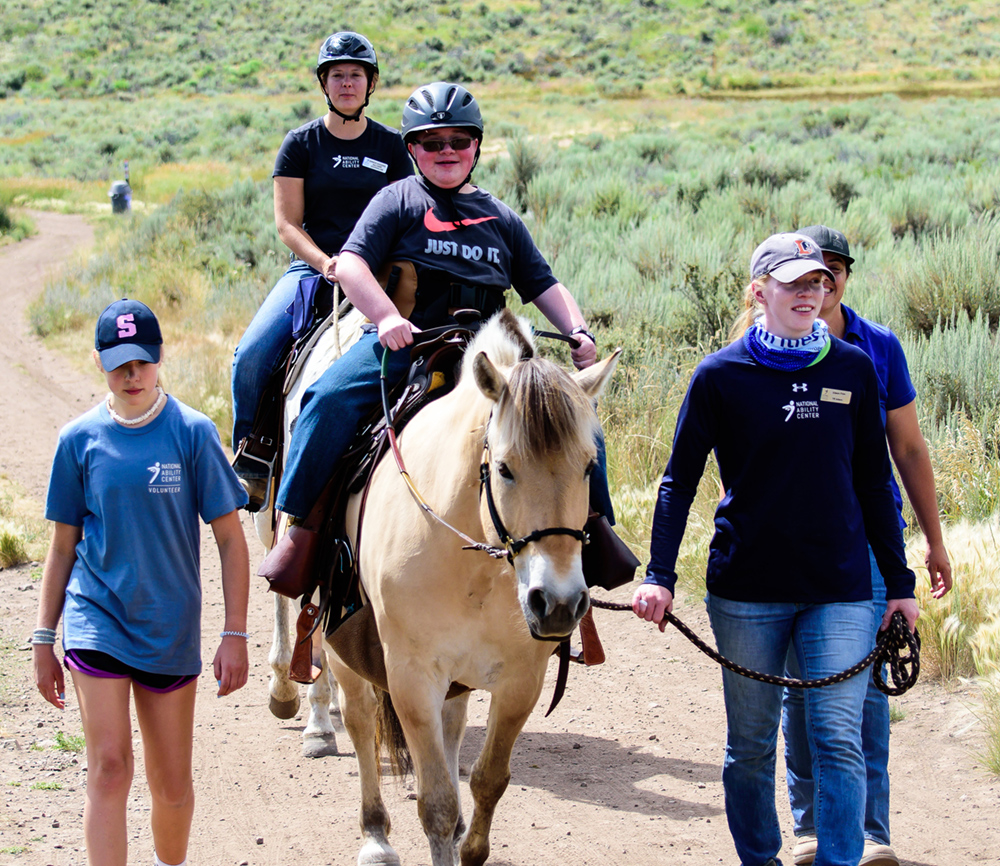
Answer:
[{"xmin": 479, "ymin": 437, "xmax": 589, "ymax": 565}]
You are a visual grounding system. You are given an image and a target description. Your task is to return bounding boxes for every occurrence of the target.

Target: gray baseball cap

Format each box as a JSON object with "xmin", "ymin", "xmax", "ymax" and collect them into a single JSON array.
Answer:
[
  {"xmin": 750, "ymin": 232, "xmax": 834, "ymax": 283},
  {"xmin": 796, "ymin": 224, "xmax": 855, "ymax": 266}
]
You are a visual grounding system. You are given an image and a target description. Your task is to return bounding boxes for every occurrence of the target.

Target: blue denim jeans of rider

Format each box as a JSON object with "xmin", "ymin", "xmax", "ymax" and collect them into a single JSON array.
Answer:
[
  {"xmin": 276, "ymin": 330, "xmax": 411, "ymax": 519},
  {"xmin": 783, "ymin": 546, "xmax": 891, "ymax": 846},
  {"xmin": 231, "ymin": 259, "xmax": 318, "ymax": 450},
  {"xmin": 706, "ymin": 593, "xmax": 872, "ymax": 866}
]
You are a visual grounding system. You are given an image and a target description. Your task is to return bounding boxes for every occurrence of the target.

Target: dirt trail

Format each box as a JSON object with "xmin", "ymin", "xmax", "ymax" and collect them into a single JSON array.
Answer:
[{"xmin": 0, "ymin": 214, "xmax": 997, "ymax": 866}]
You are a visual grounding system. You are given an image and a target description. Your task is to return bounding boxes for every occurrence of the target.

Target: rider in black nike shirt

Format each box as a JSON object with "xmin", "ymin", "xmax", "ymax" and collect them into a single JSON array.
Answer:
[{"xmin": 276, "ymin": 81, "xmax": 600, "ymax": 521}]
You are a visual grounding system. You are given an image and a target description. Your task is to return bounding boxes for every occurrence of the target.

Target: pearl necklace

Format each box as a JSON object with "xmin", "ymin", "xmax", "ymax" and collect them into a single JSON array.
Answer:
[{"xmin": 106, "ymin": 386, "xmax": 166, "ymax": 426}]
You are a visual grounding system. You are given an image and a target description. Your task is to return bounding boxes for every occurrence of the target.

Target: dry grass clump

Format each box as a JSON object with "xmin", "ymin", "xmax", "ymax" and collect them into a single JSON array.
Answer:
[{"xmin": 910, "ymin": 519, "xmax": 1000, "ymax": 681}]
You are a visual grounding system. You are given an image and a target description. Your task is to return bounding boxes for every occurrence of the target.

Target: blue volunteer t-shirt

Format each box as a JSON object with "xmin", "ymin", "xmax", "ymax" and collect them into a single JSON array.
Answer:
[
  {"xmin": 841, "ymin": 303, "xmax": 917, "ymax": 525},
  {"xmin": 273, "ymin": 117, "xmax": 413, "ymax": 255},
  {"xmin": 45, "ymin": 397, "xmax": 247, "ymax": 675},
  {"xmin": 342, "ymin": 175, "xmax": 558, "ymax": 327}
]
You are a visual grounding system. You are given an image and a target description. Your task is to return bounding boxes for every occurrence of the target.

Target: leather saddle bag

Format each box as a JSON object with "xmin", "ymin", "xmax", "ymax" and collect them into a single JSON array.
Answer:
[{"xmin": 581, "ymin": 512, "xmax": 640, "ymax": 591}]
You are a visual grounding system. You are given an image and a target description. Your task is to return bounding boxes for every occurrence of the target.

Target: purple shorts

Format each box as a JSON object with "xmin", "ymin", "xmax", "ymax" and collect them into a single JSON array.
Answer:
[{"xmin": 64, "ymin": 649, "xmax": 198, "ymax": 693}]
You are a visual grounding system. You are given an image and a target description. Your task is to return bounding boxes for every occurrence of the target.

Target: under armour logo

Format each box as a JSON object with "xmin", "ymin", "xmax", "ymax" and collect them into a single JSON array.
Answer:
[
  {"xmin": 792, "ymin": 383, "xmax": 808, "ymax": 393},
  {"xmin": 782, "ymin": 401, "xmax": 795, "ymax": 422}
]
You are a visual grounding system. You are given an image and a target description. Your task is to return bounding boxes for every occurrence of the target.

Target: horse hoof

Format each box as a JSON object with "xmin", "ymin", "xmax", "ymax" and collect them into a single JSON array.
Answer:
[
  {"xmin": 302, "ymin": 731, "xmax": 338, "ymax": 759},
  {"xmin": 269, "ymin": 693, "xmax": 300, "ymax": 720},
  {"xmin": 358, "ymin": 838, "xmax": 400, "ymax": 866}
]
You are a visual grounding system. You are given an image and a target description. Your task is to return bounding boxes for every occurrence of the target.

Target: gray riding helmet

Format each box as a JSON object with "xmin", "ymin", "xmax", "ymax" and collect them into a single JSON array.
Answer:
[
  {"xmin": 316, "ymin": 32, "xmax": 379, "ymax": 121},
  {"xmin": 401, "ymin": 82, "xmax": 484, "ymax": 143}
]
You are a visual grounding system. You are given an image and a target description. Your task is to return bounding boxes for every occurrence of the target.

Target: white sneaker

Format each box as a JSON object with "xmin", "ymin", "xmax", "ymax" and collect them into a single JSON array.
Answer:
[
  {"xmin": 859, "ymin": 840, "xmax": 899, "ymax": 866},
  {"xmin": 792, "ymin": 834, "xmax": 817, "ymax": 865}
]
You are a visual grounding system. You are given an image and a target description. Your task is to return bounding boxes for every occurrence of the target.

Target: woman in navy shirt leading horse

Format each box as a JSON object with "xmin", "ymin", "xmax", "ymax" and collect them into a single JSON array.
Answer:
[{"xmin": 633, "ymin": 233, "xmax": 918, "ymax": 866}]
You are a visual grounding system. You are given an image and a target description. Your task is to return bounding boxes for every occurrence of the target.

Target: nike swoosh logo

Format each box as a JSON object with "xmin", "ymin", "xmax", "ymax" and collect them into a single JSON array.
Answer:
[{"xmin": 424, "ymin": 208, "xmax": 499, "ymax": 233}]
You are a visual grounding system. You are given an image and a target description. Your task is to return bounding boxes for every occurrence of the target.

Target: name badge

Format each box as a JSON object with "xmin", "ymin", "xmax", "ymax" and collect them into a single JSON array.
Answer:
[
  {"xmin": 362, "ymin": 157, "xmax": 388, "ymax": 173},
  {"xmin": 820, "ymin": 388, "xmax": 852, "ymax": 405}
]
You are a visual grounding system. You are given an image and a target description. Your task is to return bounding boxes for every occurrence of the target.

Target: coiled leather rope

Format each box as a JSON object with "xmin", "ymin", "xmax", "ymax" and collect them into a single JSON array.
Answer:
[{"xmin": 590, "ymin": 601, "xmax": 920, "ymax": 695}]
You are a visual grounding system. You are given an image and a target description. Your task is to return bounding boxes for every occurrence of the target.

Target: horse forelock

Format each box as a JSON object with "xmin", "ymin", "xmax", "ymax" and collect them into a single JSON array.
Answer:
[
  {"xmin": 491, "ymin": 358, "xmax": 598, "ymax": 464},
  {"xmin": 461, "ymin": 310, "xmax": 535, "ymax": 380}
]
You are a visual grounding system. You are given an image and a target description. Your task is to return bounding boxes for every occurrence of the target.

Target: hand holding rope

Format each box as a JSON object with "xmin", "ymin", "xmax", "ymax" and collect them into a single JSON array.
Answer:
[{"xmin": 590, "ymin": 599, "xmax": 921, "ymax": 695}]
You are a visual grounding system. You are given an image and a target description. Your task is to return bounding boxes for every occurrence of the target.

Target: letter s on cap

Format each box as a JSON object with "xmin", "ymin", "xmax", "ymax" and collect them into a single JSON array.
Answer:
[{"xmin": 116, "ymin": 313, "xmax": 137, "ymax": 338}]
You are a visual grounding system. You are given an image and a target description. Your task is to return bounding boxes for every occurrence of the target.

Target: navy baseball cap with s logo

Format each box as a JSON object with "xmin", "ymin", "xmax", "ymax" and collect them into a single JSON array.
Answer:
[{"xmin": 95, "ymin": 299, "xmax": 162, "ymax": 370}]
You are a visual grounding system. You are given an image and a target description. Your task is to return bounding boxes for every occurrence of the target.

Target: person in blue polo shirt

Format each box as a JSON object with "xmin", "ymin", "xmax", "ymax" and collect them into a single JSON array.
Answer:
[
  {"xmin": 633, "ymin": 232, "xmax": 919, "ymax": 866},
  {"xmin": 781, "ymin": 225, "xmax": 952, "ymax": 866},
  {"xmin": 33, "ymin": 299, "xmax": 249, "ymax": 866}
]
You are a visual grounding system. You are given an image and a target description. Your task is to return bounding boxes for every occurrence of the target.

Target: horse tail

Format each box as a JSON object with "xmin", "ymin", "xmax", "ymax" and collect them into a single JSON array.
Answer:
[{"xmin": 375, "ymin": 687, "xmax": 413, "ymax": 778}]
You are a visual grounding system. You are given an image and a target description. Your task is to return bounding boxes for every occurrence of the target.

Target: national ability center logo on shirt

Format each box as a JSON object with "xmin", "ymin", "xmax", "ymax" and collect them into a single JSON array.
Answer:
[{"xmin": 147, "ymin": 461, "xmax": 182, "ymax": 494}]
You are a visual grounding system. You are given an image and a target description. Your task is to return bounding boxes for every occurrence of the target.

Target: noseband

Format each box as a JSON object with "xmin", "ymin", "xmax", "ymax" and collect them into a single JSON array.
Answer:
[{"xmin": 479, "ymin": 438, "xmax": 589, "ymax": 565}]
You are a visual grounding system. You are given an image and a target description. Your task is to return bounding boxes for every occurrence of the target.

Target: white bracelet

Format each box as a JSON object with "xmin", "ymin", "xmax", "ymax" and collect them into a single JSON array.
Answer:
[
  {"xmin": 30, "ymin": 628, "xmax": 57, "ymax": 646},
  {"xmin": 220, "ymin": 630, "xmax": 249, "ymax": 640}
]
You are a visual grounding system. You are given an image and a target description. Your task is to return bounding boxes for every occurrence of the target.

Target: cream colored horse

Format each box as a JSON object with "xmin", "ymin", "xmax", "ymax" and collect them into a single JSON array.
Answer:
[{"xmin": 322, "ymin": 310, "xmax": 619, "ymax": 866}]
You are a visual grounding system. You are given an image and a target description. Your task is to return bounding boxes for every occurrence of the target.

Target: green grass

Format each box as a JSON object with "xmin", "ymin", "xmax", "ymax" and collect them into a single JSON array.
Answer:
[
  {"xmin": 0, "ymin": 846, "xmax": 27, "ymax": 855},
  {"xmin": 2, "ymin": 0, "xmax": 999, "ymax": 101},
  {"xmin": 29, "ymin": 781, "xmax": 62, "ymax": 790},
  {"xmin": 54, "ymin": 731, "xmax": 85, "ymax": 753}
]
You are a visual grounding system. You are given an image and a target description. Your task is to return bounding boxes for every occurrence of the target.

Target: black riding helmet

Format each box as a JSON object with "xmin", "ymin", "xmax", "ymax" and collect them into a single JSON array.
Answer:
[
  {"xmin": 316, "ymin": 32, "xmax": 379, "ymax": 122},
  {"xmin": 402, "ymin": 82, "xmax": 484, "ymax": 191}
]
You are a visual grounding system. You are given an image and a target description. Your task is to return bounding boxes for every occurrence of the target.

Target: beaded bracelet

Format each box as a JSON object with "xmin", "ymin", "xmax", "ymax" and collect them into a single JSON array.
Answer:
[
  {"xmin": 30, "ymin": 628, "xmax": 57, "ymax": 646},
  {"xmin": 220, "ymin": 630, "xmax": 250, "ymax": 639}
]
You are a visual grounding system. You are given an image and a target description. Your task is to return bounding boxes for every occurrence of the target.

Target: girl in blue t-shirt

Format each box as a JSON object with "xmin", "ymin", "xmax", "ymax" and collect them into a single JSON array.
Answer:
[{"xmin": 32, "ymin": 299, "xmax": 250, "ymax": 866}]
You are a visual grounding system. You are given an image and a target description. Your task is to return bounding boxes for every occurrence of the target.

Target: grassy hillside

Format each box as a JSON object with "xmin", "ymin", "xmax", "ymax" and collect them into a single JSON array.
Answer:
[{"xmin": 2, "ymin": 0, "xmax": 1000, "ymax": 101}]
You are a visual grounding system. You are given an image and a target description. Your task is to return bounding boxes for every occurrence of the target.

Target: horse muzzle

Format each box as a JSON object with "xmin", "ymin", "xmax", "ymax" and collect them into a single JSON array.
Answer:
[{"xmin": 524, "ymin": 584, "xmax": 590, "ymax": 641}]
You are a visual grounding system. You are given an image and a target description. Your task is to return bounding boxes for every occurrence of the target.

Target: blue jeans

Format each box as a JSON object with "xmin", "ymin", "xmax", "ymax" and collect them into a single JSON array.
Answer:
[
  {"xmin": 231, "ymin": 260, "xmax": 318, "ymax": 449},
  {"xmin": 276, "ymin": 331, "xmax": 412, "ymax": 518},
  {"xmin": 706, "ymin": 593, "xmax": 872, "ymax": 866},
  {"xmin": 783, "ymin": 547, "xmax": 891, "ymax": 845},
  {"xmin": 276, "ymin": 329, "xmax": 617, "ymax": 522}
]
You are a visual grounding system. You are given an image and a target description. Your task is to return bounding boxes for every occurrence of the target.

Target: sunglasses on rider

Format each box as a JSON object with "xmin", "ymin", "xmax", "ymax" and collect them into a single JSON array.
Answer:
[{"xmin": 416, "ymin": 137, "xmax": 475, "ymax": 152}]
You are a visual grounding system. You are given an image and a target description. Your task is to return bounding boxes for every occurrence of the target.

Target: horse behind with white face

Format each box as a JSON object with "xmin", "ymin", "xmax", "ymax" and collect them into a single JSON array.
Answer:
[{"xmin": 321, "ymin": 309, "xmax": 619, "ymax": 866}]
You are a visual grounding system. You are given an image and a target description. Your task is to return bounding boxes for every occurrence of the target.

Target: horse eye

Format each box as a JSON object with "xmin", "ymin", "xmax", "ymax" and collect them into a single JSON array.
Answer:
[
  {"xmin": 585, "ymin": 459, "xmax": 597, "ymax": 478},
  {"xmin": 497, "ymin": 462, "xmax": 514, "ymax": 480}
]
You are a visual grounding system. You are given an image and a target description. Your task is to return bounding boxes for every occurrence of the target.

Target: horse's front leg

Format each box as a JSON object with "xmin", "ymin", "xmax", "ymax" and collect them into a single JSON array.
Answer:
[
  {"xmin": 392, "ymin": 679, "xmax": 462, "ymax": 866},
  {"xmin": 302, "ymin": 647, "xmax": 339, "ymax": 758},
  {"xmin": 268, "ymin": 593, "xmax": 300, "ymax": 719},
  {"xmin": 324, "ymin": 648, "xmax": 399, "ymax": 866},
  {"xmin": 460, "ymin": 681, "xmax": 542, "ymax": 866}
]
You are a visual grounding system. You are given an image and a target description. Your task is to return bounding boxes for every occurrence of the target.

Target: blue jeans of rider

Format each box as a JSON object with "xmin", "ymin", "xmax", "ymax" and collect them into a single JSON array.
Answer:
[
  {"xmin": 276, "ymin": 330, "xmax": 412, "ymax": 519},
  {"xmin": 231, "ymin": 259, "xmax": 319, "ymax": 450},
  {"xmin": 783, "ymin": 547, "xmax": 891, "ymax": 847},
  {"xmin": 706, "ymin": 593, "xmax": 872, "ymax": 866},
  {"xmin": 276, "ymin": 328, "xmax": 617, "ymax": 523}
]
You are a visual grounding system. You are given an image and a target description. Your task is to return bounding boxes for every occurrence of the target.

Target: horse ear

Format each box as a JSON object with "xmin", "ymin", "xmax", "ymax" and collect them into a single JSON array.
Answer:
[
  {"xmin": 473, "ymin": 351, "xmax": 507, "ymax": 401},
  {"xmin": 572, "ymin": 347, "xmax": 621, "ymax": 399}
]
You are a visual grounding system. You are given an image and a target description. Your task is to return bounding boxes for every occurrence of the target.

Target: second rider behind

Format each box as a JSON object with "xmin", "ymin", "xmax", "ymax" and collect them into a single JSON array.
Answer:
[
  {"xmin": 275, "ymin": 82, "xmax": 604, "ymax": 522},
  {"xmin": 230, "ymin": 32, "xmax": 412, "ymax": 505}
]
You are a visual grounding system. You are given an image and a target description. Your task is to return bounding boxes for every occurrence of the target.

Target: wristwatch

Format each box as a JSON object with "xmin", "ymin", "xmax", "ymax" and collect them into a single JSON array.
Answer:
[{"xmin": 569, "ymin": 325, "xmax": 596, "ymax": 344}]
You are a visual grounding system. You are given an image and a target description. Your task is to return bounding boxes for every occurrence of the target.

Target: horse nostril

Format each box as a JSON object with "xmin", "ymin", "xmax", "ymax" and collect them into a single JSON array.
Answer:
[
  {"xmin": 527, "ymin": 587, "xmax": 549, "ymax": 621},
  {"xmin": 571, "ymin": 591, "xmax": 590, "ymax": 622}
]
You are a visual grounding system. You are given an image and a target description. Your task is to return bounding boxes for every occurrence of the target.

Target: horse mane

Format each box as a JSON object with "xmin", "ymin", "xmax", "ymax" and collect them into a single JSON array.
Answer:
[{"xmin": 461, "ymin": 310, "xmax": 599, "ymax": 464}]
